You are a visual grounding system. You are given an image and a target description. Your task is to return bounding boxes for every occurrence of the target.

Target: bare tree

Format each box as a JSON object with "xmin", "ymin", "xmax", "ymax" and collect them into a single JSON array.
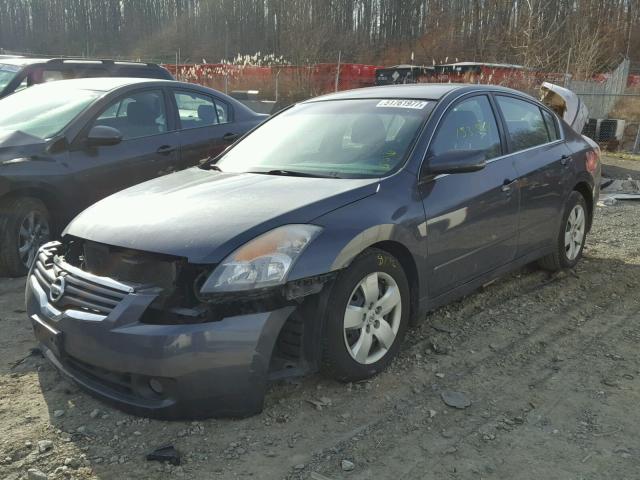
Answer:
[{"xmin": 0, "ymin": 0, "xmax": 638, "ymax": 76}]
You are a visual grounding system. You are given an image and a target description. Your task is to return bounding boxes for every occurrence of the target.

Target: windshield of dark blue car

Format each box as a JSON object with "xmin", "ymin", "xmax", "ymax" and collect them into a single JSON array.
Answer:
[
  {"xmin": 0, "ymin": 83, "xmax": 100, "ymax": 139},
  {"xmin": 215, "ymin": 99, "xmax": 434, "ymax": 179}
]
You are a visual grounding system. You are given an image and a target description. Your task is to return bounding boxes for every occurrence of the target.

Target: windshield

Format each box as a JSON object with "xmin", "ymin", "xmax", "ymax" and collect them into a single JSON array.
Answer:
[
  {"xmin": 215, "ymin": 99, "xmax": 434, "ymax": 178},
  {"xmin": 0, "ymin": 83, "xmax": 100, "ymax": 139},
  {"xmin": 0, "ymin": 63, "xmax": 20, "ymax": 91}
]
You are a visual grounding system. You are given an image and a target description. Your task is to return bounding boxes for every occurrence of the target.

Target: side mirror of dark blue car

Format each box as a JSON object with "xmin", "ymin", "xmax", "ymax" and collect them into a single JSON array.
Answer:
[
  {"xmin": 423, "ymin": 149, "xmax": 486, "ymax": 176},
  {"xmin": 87, "ymin": 125, "xmax": 123, "ymax": 147}
]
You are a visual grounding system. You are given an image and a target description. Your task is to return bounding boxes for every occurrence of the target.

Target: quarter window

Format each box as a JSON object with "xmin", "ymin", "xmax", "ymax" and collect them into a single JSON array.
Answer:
[
  {"xmin": 430, "ymin": 95, "xmax": 501, "ymax": 160},
  {"xmin": 215, "ymin": 99, "xmax": 230, "ymax": 124},
  {"xmin": 496, "ymin": 96, "xmax": 550, "ymax": 151},
  {"xmin": 94, "ymin": 90, "xmax": 168, "ymax": 140},
  {"xmin": 541, "ymin": 109, "xmax": 559, "ymax": 141},
  {"xmin": 174, "ymin": 91, "xmax": 231, "ymax": 128}
]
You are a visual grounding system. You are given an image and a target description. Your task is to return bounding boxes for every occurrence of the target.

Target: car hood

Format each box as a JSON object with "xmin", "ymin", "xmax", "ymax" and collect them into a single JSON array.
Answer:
[
  {"xmin": 65, "ymin": 167, "xmax": 380, "ymax": 263},
  {"xmin": 0, "ymin": 130, "xmax": 47, "ymax": 161}
]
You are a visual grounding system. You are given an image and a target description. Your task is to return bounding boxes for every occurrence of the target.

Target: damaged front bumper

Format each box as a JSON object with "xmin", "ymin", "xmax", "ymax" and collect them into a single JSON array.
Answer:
[{"xmin": 25, "ymin": 243, "xmax": 295, "ymax": 419}]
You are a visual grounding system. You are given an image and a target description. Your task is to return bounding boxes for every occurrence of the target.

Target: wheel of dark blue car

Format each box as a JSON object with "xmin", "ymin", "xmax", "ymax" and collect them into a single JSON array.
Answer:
[
  {"xmin": 538, "ymin": 190, "xmax": 588, "ymax": 272},
  {"xmin": 0, "ymin": 197, "xmax": 51, "ymax": 277},
  {"xmin": 322, "ymin": 248, "xmax": 410, "ymax": 382}
]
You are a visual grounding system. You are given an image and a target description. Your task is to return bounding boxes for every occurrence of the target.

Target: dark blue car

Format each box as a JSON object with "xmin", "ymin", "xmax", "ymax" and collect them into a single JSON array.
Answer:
[
  {"xmin": 0, "ymin": 78, "xmax": 266, "ymax": 276},
  {"xmin": 26, "ymin": 84, "xmax": 601, "ymax": 418}
]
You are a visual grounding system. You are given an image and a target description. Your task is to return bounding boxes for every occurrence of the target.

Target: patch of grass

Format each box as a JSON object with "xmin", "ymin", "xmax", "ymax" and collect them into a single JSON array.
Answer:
[{"xmin": 609, "ymin": 87, "xmax": 640, "ymax": 123}]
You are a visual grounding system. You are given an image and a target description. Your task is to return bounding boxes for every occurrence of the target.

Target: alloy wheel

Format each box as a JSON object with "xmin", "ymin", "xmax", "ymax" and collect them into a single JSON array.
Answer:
[
  {"xmin": 18, "ymin": 211, "xmax": 50, "ymax": 269},
  {"xmin": 343, "ymin": 271, "xmax": 402, "ymax": 365},
  {"xmin": 564, "ymin": 204, "xmax": 585, "ymax": 261}
]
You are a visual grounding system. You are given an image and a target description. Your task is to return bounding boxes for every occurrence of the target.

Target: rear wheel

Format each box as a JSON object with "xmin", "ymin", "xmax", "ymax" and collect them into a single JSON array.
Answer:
[
  {"xmin": 322, "ymin": 249, "xmax": 410, "ymax": 382},
  {"xmin": 0, "ymin": 197, "xmax": 51, "ymax": 277},
  {"xmin": 538, "ymin": 191, "xmax": 587, "ymax": 272}
]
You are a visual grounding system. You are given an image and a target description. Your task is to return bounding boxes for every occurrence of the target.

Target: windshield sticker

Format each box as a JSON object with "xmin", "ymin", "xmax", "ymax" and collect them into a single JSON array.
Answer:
[{"xmin": 376, "ymin": 99, "xmax": 429, "ymax": 109}]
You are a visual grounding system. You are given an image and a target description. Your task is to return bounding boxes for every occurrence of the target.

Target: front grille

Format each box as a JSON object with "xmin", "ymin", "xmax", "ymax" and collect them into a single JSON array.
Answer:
[{"xmin": 33, "ymin": 244, "xmax": 131, "ymax": 315}]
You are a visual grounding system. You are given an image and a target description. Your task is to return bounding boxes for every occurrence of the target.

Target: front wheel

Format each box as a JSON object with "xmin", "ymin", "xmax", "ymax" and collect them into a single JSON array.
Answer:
[
  {"xmin": 0, "ymin": 197, "xmax": 51, "ymax": 277},
  {"xmin": 322, "ymin": 249, "xmax": 410, "ymax": 382},
  {"xmin": 538, "ymin": 191, "xmax": 588, "ymax": 272}
]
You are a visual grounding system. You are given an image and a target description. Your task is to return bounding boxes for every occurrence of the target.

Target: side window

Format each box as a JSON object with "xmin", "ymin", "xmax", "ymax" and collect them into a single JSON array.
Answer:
[
  {"xmin": 78, "ymin": 68, "xmax": 109, "ymax": 78},
  {"xmin": 116, "ymin": 67, "xmax": 164, "ymax": 79},
  {"xmin": 42, "ymin": 69, "xmax": 70, "ymax": 82},
  {"xmin": 496, "ymin": 96, "xmax": 550, "ymax": 151},
  {"xmin": 29, "ymin": 68, "xmax": 74, "ymax": 86},
  {"xmin": 430, "ymin": 95, "xmax": 502, "ymax": 160},
  {"xmin": 13, "ymin": 74, "xmax": 28, "ymax": 92},
  {"xmin": 214, "ymin": 99, "xmax": 230, "ymax": 124},
  {"xmin": 98, "ymin": 97, "xmax": 134, "ymax": 120},
  {"xmin": 174, "ymin": 91, "xmax": 221, "ymax": 129},
  {"xmin": 93, "ymin": 90, "xmax": 167, "ymax": 140},
  {"xmin": 541, "ymin": 109, "xmax": 559, "ymax": 141}
]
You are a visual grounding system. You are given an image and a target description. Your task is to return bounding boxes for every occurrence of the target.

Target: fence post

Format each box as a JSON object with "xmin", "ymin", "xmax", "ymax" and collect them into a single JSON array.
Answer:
[
  {"xmin": 335, "ymin": 51, "xmax": 341, "ymax": 92},
  {"xmin": 564, "ymin": 47, "xmax": 572, "ymax": 87},
  {"xmin": 633, "ymin": 124, "xmax": 640, "ymax": 154}
]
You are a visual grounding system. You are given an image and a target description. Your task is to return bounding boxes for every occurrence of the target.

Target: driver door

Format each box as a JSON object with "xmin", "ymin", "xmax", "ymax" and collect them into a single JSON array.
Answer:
[
  {"xmin": 421, "ymin": 94, "xmax": 520, "ymax": 298},
  {"xmin": 69, "ymin": 88, "xmax": 180, "ymax": 208}
]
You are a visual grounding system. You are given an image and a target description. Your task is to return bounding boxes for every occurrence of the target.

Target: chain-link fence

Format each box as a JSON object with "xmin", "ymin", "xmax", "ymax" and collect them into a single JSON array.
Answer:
[
  {"xmin": 570, "ymin": 59, "xmax": 639, "ymax": 153},
  {"xmin": 570, "ymin": 59, "xmax": 629, "ymax": 118},
  {"xmin": 532, "ymin": 59, "xmax": 640, "ymax": 153}
]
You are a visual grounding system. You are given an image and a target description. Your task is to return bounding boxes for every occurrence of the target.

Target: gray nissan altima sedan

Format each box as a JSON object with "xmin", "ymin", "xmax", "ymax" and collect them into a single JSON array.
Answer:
[{"xmin": 26, "ymin": 84, "xmax": 601, "ymax": 419}]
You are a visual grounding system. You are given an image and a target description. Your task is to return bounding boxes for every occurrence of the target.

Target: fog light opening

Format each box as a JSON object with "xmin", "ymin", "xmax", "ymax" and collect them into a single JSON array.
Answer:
[{"xmin": 149, "ymin": 378, "xmax": 164, "ymax": 395}]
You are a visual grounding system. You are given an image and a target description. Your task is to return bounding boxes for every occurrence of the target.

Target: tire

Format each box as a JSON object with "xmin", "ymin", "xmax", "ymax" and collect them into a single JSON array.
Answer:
[
  {"xmin": 0, "ymin": 197, "xmax": 51, "ymax": 277},
  {"xmin": 538, "ymin": 191, "xmax": 588, "ymax": 272},
  {"xmin": 322, "ymin": 248, "xmax": 410, "ymax": 382}
]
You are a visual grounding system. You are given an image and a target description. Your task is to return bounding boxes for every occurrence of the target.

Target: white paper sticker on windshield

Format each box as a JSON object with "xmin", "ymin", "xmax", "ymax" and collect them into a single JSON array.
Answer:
[{"xmin": 376, "ymin": 99, "xmax": 429, "ymax": 109}]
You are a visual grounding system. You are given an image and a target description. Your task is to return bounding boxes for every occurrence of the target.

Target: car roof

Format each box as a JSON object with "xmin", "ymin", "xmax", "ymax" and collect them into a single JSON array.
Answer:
[
  {"xmin": 0, "ymin": 58, "xmax": 51, "ymax": 66},
  {"xmin": 306, "ymin": 83, "xmax": 534, "ymax": 102},
  {"xmin": 25, "ymin": 77, "xmax": 176, "ymax": 92},
  {"xmin": 0, "ymin": 57, "xmax": 161, "ymax": 68}
]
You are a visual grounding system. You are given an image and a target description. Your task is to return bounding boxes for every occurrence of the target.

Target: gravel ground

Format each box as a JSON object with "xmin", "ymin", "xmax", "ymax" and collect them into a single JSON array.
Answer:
[{"xmin": 1, "ymin": 156, "xmax": 639, "ymax": 480}]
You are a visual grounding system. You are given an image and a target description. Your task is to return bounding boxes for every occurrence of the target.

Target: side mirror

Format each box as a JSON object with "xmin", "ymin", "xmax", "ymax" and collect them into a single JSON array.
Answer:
[
  {"xmin": 87, "ymin": 125, "xmax": 123, "ymax": 147},
  {"xmin": 423, "ymin": 149, "xmax": 486, "ymax": 176}
]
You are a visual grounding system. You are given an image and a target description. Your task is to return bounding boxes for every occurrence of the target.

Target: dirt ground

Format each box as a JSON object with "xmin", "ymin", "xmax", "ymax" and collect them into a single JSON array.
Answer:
[{"xmin": 1, "ymin": 156, "xmax": 640, "ymax": 480}]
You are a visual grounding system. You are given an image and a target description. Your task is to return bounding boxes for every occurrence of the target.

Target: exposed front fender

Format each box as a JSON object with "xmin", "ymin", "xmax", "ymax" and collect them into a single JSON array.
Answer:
[{"xmin": 286, "ymin": 172, "xmax": 428, "ymax": 304}]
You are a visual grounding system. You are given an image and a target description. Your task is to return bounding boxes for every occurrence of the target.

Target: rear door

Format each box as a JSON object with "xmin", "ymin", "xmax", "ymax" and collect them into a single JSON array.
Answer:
[
  {"xmin": 171, "ymin": 89, "xmax": 239, "ymax": 167},
  {"xmin": 494, "ymin": 95, "xmax": 570, "ymax": 257},
  {"xmin": 68, "ymin": 87, "xmax": 179, "ymax": 207},
  {"xmin": 422, "ymin": 94, "xmax": 520, "ymax": 298}
]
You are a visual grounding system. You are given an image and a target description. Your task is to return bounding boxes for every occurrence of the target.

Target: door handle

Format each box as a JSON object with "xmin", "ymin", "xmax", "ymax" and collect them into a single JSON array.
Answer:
[
  {"xmin": 223, "ymin": 132, "xmax": 239, "ymax": 142},
  {"xmin": 560, "ymin": 154, "xmax": 572, "ymax": 166},
  {"xmin": 501, "ymin": 178, "xmax": 516, "ymax": 193},
  {"xmin": 156, "ymin": 145, "xmax": 176, "ymax": 155}
]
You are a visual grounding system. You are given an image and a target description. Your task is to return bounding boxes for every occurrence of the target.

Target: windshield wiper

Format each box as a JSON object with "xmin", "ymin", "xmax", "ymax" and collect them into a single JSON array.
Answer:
[
  {"xmin": 201, "ymin": 162, "xmax": 223, "ymax": 172},
  {"xmin": 248, "ymin": 169, "xmax": 337, "ymax": 178}
]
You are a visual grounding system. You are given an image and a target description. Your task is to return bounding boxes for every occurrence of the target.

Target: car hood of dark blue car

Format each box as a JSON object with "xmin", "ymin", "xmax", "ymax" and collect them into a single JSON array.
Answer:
[
  {"xmin": 0, "ymin": 130, "xmax": 47, "ymax": 161},
  {"xmin": 65, "ymin": 167, "xmax": 380, "ymax": 263}
]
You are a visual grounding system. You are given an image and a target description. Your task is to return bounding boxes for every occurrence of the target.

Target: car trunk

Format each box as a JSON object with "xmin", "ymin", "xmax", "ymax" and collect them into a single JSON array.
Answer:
[{"xmin": 540, "ymin": 82, "xmax": 589, "ymax": 134}]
